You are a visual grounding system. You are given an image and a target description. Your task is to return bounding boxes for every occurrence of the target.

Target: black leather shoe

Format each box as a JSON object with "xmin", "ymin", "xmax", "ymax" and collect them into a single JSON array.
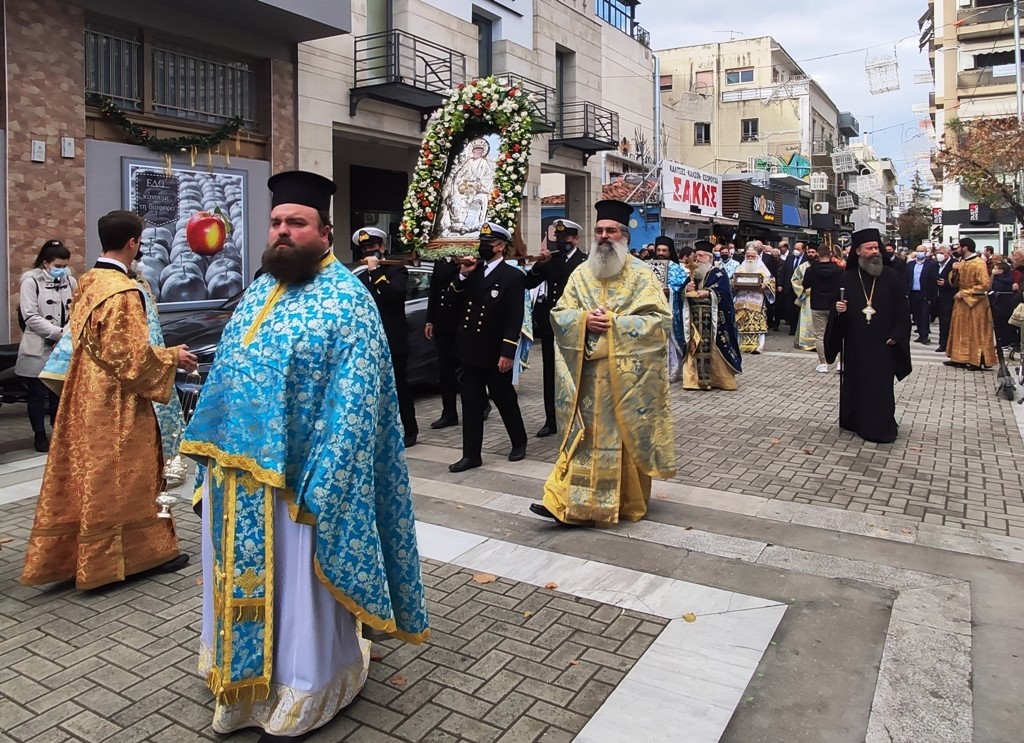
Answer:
[
  {"xmin": 33, "ymin": 432, "xmax": 49, "ymax": 453},
  {"xmin": 449, "ymin": 458, "xmax": 482, "ymax": 473},
  {"xmin": 529, "ymin": 503, "xmax": 558, "ymax": 520},
  {"xmin": 934, "ymin": 347, "xmax": 946, "ymax": 353},
  {"xmin": 403, "ymin": 434, "xmax": 417, "ymax": 448},
  {"xmin": 430, "ymin": 417, "xmax": 458, "ymax": 429},
  {"xmin": 482, "ymin": 404, "xmax": 492, "ymax": 421},
  {"xmin": 508, "ymin": 446, "xmax": 526, "ymax": 462},
  {"xmin": 149, "ymin": 553, "xmax": 190, "ymax": 575},
  {"xmin": 536, "ymin": 424, "xmax": 557, "ymax": 438},
  {"xmin": 943, "ymin": 360, "xmax": 965, "ymax": 367}
]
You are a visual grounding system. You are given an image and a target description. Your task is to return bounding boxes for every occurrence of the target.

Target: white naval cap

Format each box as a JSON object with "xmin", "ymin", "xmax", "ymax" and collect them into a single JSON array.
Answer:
[
  {"xmin": 479, "ymin": 222, "xmax": 512, "ymax": 242},
  {"xmin": 552, "ymin": 219, "xmax": 581, "ymax": 236},
  {"xmin": 352, "ymin": 227, "xmax": 387, "ymax": 246}
]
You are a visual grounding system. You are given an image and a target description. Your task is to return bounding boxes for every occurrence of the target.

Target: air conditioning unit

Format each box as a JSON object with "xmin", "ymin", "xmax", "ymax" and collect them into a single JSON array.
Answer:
[{"xmin": 812, "ymin": 202, "xmax": 830, "ymax": 215}]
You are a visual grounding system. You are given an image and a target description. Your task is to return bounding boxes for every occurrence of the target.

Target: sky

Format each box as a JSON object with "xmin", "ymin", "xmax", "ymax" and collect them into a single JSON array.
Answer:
[{"xmin": 640, "ymin": 1, "xmax": 928, "ymax": 185}]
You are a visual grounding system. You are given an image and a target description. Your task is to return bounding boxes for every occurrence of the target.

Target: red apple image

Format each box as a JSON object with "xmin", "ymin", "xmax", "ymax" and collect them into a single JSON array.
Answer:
[{"xmin": 186, "ymin": 209, "xmax": 230, "ymax": 255}]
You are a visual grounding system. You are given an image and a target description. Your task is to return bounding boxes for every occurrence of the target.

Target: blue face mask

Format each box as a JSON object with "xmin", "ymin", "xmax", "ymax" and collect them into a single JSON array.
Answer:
[
  {"xmin": 714, "ymin": 252, "xmax": 721, "ymax": 259},
  {"xmin": 49, "ymin": 266, "xmax": 68, "ymax": 279}
]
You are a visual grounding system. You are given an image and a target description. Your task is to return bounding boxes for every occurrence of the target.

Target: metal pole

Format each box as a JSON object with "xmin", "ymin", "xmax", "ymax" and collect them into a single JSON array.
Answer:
[
  {"xmin": 1015, "ymin": 0, "xmax": 1022, "ymax": 122},
  {"xmin": 653, "ymin": 55, "xmax": 661, "ymax": 164}
]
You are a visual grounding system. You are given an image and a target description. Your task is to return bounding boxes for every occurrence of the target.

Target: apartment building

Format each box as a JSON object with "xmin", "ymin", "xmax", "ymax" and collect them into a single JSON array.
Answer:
[
  {"xmin": 923, "ymin": 0, "xmax": 1022, "ymax": 249},
  {"xmin": 298, "ymin": 0, "xmax": 660, "ymax": 256},
  {"xmin": 0, "ymin": 0, "xmax": 348, "ymax": 339},
  {"xmin": 657, "ymin": 36, "xmax": 862, "ymax": 242},
  {"xmin": 847, "ymin": 142, "xmax": 899, "ymax": 236}
]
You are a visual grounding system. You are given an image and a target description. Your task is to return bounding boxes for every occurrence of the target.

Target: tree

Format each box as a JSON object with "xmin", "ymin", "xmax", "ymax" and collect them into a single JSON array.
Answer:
[
  {"xmin": 896, "ymin": 172, "xmax": 932, "ymax": 248},
  {"xmin": 936, "ymin": 116, "xmax": 1024, "ymax": 228}
]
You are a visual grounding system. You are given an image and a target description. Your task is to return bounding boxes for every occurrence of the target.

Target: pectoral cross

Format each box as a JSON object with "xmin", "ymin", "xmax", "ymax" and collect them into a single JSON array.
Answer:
[{"xmin": 862, "ymin": 305, "xmax": 876, "ymax": 324}]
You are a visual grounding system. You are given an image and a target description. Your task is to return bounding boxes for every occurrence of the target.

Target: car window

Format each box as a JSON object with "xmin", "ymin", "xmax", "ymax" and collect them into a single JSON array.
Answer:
[{"xmin": 407, "ymin": 270, "xmax": 431, "ymax": 301}]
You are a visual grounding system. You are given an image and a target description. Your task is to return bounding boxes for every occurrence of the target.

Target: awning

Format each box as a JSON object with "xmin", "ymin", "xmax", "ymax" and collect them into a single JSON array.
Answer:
[{"xmin": 661, "ymin": 208, "xmax": 739, "ymax": 226}]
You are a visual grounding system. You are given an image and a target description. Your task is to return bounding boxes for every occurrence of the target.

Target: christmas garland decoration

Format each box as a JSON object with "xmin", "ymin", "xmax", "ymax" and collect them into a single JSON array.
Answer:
[
  {"xmin": 87, "ymin": 94, "xmax": 244, "ymax": 154},
  {"xmin": 401, "ymin": 77, "xmax": 533, "ymax": 259}
]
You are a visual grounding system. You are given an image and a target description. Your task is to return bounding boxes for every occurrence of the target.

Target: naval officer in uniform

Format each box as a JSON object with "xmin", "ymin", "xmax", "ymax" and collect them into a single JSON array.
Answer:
[
  {"xmin": 448, "ymin": 222, "xmax": 528, "ymax": 472},
  {"xmin": 525, "ymin": 218, "xmax": 587, "ymax": 438},
  {"xmin": 354, "ymin": 227, "xmax": 418, "ymax": 447}
]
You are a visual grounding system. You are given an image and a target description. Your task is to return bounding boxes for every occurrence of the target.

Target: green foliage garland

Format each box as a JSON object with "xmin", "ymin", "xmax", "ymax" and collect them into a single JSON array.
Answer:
[{"xmin": 87, "ymin": 94, "xmax": 244, "ymax": 154}]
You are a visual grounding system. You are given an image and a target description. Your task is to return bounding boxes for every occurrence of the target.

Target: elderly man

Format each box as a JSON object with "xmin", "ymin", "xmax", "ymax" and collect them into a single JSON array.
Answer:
[
  {"xmin": 732, "ymin": 242, "xmax": 776, "ymax": 354},
  {"xmin": 680, "ymin": 241, "xmax": 742, "ymax": 389},
  {"xmin": 945, "ymin": 237, "xmax": 996, "ymax": 370},
  {"xmin": 530, "ymin": 200, "xmax": 675, "ymax": 527},
  {"xmin": 791, "ymin": 244, "xmax": 819, "ymax": 352},
  {"xmin": 934, "ymin": 244, "xmax": 958, "ymax": 353},
  {"xmin": 526, "ymin": 218, "xmax": 587, "ymax": 438},
  {"xmin": 181, "ymin": 171, "xmax": 428, "ymax": 741},
  {"xmin": 825, "ymin": 228, "xmax": 911, "ymax": 443}
]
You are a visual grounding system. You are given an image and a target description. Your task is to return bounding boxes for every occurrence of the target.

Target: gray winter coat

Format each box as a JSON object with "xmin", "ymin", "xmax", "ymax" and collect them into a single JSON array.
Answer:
[{"xmin": 16, "ymin": 268, "xmax": 76, "ymax": 377}]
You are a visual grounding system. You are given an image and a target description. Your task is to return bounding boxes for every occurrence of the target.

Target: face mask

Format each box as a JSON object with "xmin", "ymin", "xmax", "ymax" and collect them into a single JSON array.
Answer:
[
  {"xmin": 363, "ymin": 248, "xmax": 383, "ymax": 260},
  {"xmin": 713, "ymin": 252, "xmax": 721, "ymax": 259},
  {"xmin": 49, "ymin": 266, "xmax": 68, "ymax": 279},
  {"xmin": 478, "ymin": 241, "xmax": 495, "ymax": 261},
  {"xmin": 794, "ymin": 251, "xmax": 803, "ymax": 257},
  {"xmin": 554, "ymin": 241, "xmax": 571, "ymax": 253},
  {"xmin": 916, "ymin": 252, "xmax": 926, "ymax": 260}
]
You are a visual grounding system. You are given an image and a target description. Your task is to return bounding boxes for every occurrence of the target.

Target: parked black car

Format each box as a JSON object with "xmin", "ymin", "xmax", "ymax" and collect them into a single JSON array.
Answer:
[{"xmin": 159, "ymin": 263, "xmax": 439, "ymax": 402}]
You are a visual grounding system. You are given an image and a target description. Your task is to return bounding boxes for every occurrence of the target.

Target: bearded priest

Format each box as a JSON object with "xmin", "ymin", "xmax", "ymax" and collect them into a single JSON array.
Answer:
[
  {"xmin": 825, "ymin": 228, "xmax": 911, "ymax": 443},
  {"xmin": 680, "ymin": 241, "xmax": 743, "ymax": 390},
  {"xmin": 529, "ymin": 199, "xmax": 675, "ymax": 528}
]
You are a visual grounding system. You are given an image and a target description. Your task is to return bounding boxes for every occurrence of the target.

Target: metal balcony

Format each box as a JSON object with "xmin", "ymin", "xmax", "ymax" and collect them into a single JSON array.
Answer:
[
  {"xmin": 838, "ymin": 112, "xmax": 859, "ymax": 138},
  {"xmin": 350, "ymin": 30, "xmax": 466, "ymax": 125},
  {"xmin": 549, "ymin": 101, "xmax": 619, "ymax": 165},
  {"xmin": 957, "ymin": 66, "xmax": 1022, "ymax": 92},
  {"xmin": 811, "ymin": 138, "xmax": 834, "ymax": 156},
  {"xmin": 493, "ymin": 72, "xmax": 556, "ymax": 133},
  {"xmin": 170, "ymin": 0, "xmax": 350, "ymax": 41}
]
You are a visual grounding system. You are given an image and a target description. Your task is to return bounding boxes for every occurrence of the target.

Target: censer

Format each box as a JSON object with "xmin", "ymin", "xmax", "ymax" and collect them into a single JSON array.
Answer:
[{"xmin": 157, "ymin": 370, "xmax": 204, "ymax": 519}]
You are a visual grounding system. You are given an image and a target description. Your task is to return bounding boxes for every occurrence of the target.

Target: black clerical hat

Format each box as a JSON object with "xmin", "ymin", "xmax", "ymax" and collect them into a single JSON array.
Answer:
[
  {"xmin": 693, "ymin": 239, "xmax": 715, "ymax": 254},
  {"xmin": 595, "ymin": 200, "xmax": 633, "ymax": 225},
  {"xmin": 268, "ymin": 170, "xmax": 336, "ymax": 212},
  {"xmin": 655, "ymin": 235, "xmax": 674, "ymax": 249},
  {"xmin": 852, "ymin": 228, "xmax": 881, "ymax": 248}
]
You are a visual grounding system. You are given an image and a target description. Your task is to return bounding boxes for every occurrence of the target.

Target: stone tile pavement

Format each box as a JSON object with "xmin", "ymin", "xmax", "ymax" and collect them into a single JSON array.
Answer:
[
  {"xmin": 0, "ymin": 496, "xmax": 664, "ymax": 743},
  {"xmin": 413, "ymin": 329, "xmax": 1024, "ymax": 537}
]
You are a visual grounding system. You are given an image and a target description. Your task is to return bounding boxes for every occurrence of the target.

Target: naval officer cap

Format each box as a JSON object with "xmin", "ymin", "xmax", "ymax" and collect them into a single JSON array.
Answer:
[
  {"xmin": 479, "ymin": 222, "xmax": 512, "ymax": 242},
  {"xmin": 693, "ymin": 239, "xmax": 715, "ymax": 254},
  {"xmin": 594, "ymin": 199, "xmax": 633, "ymax": 226},
  {"xmin": 352, "ymin": 227, "xmax": 387, "ymax": 246},
  {"xmin": 267, "ymin": 170, "xmax": 336, "ymax": 212},
  {"xmin": 552, "ymin": 219, "xmax": 581, "ymax": 237}
]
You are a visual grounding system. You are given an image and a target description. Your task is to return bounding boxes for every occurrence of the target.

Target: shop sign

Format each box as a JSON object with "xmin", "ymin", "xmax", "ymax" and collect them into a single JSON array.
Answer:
[
  {"xmin": 751, "ymin": 188, "xmax": 777, "ymax": 222},
  {"xmin": 932, "ymin": 207, "xmax": 943, "ymax": 225},
  {"xmin": 661, "ymin": 160, "xmax": 722, "ymax": 216}
]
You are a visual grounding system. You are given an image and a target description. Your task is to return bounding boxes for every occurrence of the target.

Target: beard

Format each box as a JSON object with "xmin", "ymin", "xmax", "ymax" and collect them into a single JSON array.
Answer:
[
  {"xmin": 262, "ymin": 238, "xmax": 325, "ymax": 284},
  {"xmin": 742, "ymin": 259, "xmax": 759, "ymax": 272},
  {"xmin": 693, "ymin": 262, "xmax": 712, "ymax": 281},
  {"xmin": 859, "ymin": 254, "xmax": 884, "ymax": 277},
  {"xmin": 590, "ymin": 236, "xmax": 629, "ymax": 280}
]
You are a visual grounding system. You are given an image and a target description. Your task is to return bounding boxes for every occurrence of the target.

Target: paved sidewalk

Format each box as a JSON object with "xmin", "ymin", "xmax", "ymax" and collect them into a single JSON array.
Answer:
[{"xmin": 414, "ymin": 330, "xmax": 1024, "ymax": 536}]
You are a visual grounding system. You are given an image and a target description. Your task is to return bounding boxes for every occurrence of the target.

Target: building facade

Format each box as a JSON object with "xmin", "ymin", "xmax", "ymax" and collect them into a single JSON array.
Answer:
[
  {"xmin": 0, "ymin": 0, "xmax": 349, "ymax": 339},
  {"xmin": 923, "ymin": 0, "xmax": 1022, "ymax": 249},
  {"xmin": 297, "ymin": 0, "xmax": 659, "ymax": 257}
]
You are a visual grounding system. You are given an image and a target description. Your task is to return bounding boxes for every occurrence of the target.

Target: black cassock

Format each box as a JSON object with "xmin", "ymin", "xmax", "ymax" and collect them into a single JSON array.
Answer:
[{"xmin": 825, "ymin": 266, "xmax": 911, "ymax": 443}]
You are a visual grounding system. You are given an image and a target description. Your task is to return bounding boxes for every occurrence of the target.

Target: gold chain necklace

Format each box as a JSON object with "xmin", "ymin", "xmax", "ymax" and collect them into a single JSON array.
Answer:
[{"xmin": 858, "ymin": 270, "xmax": 878, "ymax": 324}]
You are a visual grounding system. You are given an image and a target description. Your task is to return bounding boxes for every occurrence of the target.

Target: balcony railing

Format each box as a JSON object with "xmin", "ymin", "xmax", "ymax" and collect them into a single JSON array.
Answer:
[
  {"xmin": 350, "ymin": 30, "xmax": 466, "ymax": 123},
  {"xmin": 957, "ymin": 3, "xmax": 1014, "ymax": 27},
  {"xmin": 550, "ymin": 101, "xmax": 619, "ymax": 164},
  {"xmin": 632, "ymin": 24, "xmax": 651, "ymax": 48},
  {"xmin": 492, "ymin": 72, "xmax": 556, "ymax": 133},
  {"xmin": 812, "ymin": 138, "xmax": 835, "ymax": 156},
  {"xmin": 958, "ymin": 66, "xmax": 1022, "ymax": 90},
  {"xmin": 85, "ymin": 24, "xmax": 142, "ymax": 111}
]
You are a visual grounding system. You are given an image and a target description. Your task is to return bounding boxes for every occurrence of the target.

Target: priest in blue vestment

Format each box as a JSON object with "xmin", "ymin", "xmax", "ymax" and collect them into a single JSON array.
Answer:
[
  {"xmin": 678, "ymin": 240, "xmax": 742, "ymax": 390},
  {"xmin": 181, "ymin": 171, "xmax": 429, "ymax": 743}
]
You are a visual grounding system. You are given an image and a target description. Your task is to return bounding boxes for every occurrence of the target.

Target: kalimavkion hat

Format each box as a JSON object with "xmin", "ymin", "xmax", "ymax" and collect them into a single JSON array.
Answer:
[
  {"xmin": 479, "ymin": 222, "xmax": 512, "ymax": 242},
  {"xmin": 851, "ymin": 228, "xmax": 881, "ymax": 248},
  {"xmin": 553, "ymin": 219, "xmax": 581, "ymax": 237},
  {"xmin": 268, "ymin": 170, "xmax": 336, "ymax": 212},
  {"xmin": 594, "ymin": 200, "xmax": 633, "ymax": 226},
  {"xmin": 655, "ymin": 235, "xmax": 674, "ymax": 249},
  {"xmin": 352, "ymin": 227, "xmax": 387, "ymax": 246},
  {"xmin": 693, "ymin": 239, "xmax": 715, "ymax": 254}
]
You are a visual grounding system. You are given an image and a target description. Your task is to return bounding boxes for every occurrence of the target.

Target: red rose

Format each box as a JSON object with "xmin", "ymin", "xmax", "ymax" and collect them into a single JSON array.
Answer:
[{"xmin": 513, "ymin": 144, "xmax": 520, "ymax": 152}]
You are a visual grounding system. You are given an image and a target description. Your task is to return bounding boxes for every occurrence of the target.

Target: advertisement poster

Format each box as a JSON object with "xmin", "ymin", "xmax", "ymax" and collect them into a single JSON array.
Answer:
[
  {"xmin": 123, "ymin": 158, "xmax": 247, "ymax": 309},
  {"xmin": 661, "ymin": 160, "xmax": 723, "ymax": 217}
]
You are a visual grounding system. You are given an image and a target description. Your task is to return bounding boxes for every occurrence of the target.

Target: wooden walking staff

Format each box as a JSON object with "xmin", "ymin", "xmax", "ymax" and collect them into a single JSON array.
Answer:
[{"xmin": 838, "ymin": 287, "xmax": 845, "ymax": 382}]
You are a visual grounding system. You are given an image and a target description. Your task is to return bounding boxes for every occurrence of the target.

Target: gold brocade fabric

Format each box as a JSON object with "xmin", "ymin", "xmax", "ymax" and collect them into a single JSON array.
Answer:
[
  {"xmin": 947, "ymin": 256, "xmax": 997, "ymax": 366},
  {"xmin": 543, "ymin": 258, "xmax": 675, "ymax": 526},
  {"xmin": 21, "ymin": 268, "xmax": 180, "ymax": 590}
]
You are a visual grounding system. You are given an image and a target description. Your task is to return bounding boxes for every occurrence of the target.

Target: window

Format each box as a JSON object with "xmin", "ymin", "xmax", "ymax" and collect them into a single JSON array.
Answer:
[
  {"xmin": 694, "ymin": 70, "xmax": 714, "ymax": 91},
  {"xmin": 472, "ymin": 14, "xmax": 493, "ymax": 78},
  {"xmin": 741, "ymin": 118, "xmax": 759, "ymax": 142},
  {"xmin": 726, "ymin": 67, "xmax": 754, "ymax": 85},
  {"xmin": 556, "ymin": 50, "xmax": 574, "ymax": 109},
  {"xmin": 659, "ymin": 74, "xmax": 673, "ymax": 92},
  {"xmin": 595, "ymin": 0, "xmax": 635, "ymax": 34},
  {"xmin": 86, "ymin": 20, "xmax": 261, "ymax": 128},
  {"xmin": 694, "ymin": 122, "xmax": 711, "ymax": 145},
  {"xmin": 973, "ymin": 50, "xmax": 1015, "ymax": 69}
]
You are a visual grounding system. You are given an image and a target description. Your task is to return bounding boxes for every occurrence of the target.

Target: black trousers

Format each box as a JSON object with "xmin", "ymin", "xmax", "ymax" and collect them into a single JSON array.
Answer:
[
  {"xmin": 781, "ymin": 291, "xmax": 798, "ymax": 329},
  {"xmin": 25, "ymin": 377, "xmax": 58, "ymax": 434},
  {"xmin": 433, "ymin": 331, "xmax": 460, "ymax": 420},
  {"xmin": 392, "ymin": 354, "xmax": 418, "ymax": 439},
  {"xmin": 909, "ymin": 291, "xmax": 931, "ymax": 341},
  {"xmin": 937, "ymin": 297, "xmax": 954, "ymax": 349},
  {"xmin": 766, "ymin": 300, "xmax": 779, "ymax": 331},
  {"xmin": 538, "ymin": 333, "xmax": 556, "ymax": 428},
  {"xmin": 459, "ymin": 363, "xmax": 526, "ymax": 461}
]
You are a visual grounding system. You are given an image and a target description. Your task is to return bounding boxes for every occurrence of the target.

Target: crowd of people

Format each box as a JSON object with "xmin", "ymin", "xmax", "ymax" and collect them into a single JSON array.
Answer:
[{"xmin": 13, "ymin": 164, "xmax": 1022, "ymax": 740}]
